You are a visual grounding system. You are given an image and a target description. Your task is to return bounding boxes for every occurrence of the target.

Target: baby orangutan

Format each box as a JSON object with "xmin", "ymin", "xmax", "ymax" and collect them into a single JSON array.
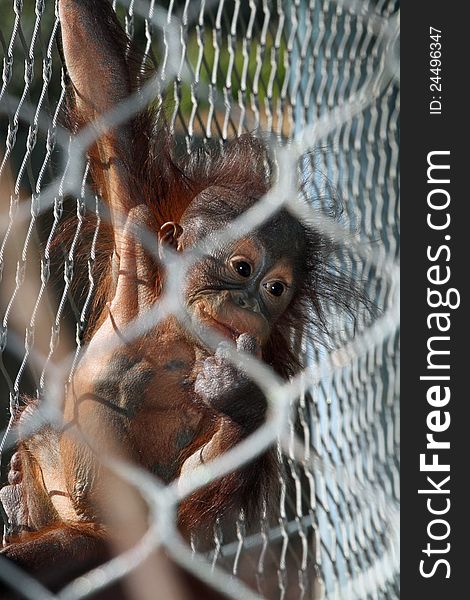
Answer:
[
  {"xmin": 0, "ymin": 0, "xmax": 361, "ymax": 594},
  {"xmin": 0, "ymin": 188, "xmax": 311, "ymax": 591}
]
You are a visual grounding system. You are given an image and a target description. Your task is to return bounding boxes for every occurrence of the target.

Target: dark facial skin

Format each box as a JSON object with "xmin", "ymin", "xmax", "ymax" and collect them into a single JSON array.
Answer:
[{"xmin": 159, "ymin": 186, "xmax": 306, "ymax": 347}]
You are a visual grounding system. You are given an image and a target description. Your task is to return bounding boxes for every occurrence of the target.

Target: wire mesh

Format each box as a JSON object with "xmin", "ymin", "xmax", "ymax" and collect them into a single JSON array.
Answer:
[{"xmin": 0, "ymin": 0, "xmax": 399, "ymax": 599}]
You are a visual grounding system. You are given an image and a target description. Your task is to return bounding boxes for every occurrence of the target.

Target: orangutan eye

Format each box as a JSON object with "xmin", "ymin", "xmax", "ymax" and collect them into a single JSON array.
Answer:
[
  {"xmin": 264, "ymin": 281, "xmax": 285, "ymax": 297},
  {"xmin": 232, "ymin": 260, "xmax": 252, "ymax": 278}
]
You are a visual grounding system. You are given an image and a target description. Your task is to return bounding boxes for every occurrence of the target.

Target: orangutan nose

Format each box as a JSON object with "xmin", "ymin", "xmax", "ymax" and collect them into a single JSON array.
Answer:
[{"xmin": 230, "ymin": 290, "xmax": 261, "ymax": 313}]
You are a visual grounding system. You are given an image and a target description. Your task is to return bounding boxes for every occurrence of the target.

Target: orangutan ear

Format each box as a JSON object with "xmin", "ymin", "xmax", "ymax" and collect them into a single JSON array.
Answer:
[{"xmin": 158, "ymin": 222, "xmax": 183, "ymax": 257}]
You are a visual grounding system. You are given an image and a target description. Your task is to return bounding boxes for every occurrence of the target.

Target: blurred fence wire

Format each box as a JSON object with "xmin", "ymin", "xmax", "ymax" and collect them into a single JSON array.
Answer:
[{"xmin": 0, "ymin": 0, "xmax": 399, "ymax": 598}]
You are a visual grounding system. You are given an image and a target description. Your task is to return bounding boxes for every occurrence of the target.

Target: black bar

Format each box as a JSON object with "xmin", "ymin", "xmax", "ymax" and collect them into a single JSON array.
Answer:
[{"xmin": 401, "ymin": 2, "xmax": 466, "ymax": 598}]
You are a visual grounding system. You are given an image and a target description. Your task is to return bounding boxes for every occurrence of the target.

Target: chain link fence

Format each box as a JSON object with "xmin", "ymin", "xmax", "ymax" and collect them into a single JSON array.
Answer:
[{"xmin": 0, "ymin": 0, "xmax": 399, "ymax": 598}]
